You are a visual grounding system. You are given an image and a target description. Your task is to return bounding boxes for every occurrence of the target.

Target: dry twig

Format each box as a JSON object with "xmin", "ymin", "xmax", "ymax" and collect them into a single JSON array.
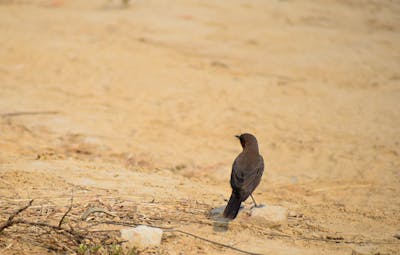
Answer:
[
  {"xmin": 1, "ymin": 111, "xmax": 59, "ymax": 118},
  {"xmin": 81, "ymin": 207, "xmax": 117, "ymax": 220},
  {"xmin": 170, "ymin": 229, "xmax": 264, "ymax": 255},
  {"xmin": 58, "ymin": 192, "xmax": 74, "ymax": 228},
  {"xmin": 12, "ymin": 220, "xmax": 85, "ymax": 242},
  {"xmin": 0, "ymin": 199, "xmax": 33, "ymax": 233}
]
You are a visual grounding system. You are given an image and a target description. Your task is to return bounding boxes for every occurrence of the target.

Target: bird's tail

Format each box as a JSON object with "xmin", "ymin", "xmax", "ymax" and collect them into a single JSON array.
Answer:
[{"xmin": 223, "ymin": 192, "xmax": 241, "ymax": 219}]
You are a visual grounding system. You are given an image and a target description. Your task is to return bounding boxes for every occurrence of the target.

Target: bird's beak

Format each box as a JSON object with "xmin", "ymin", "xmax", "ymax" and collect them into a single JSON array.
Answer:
[{"xmin": 235, "ymin": 135, "xmax": 240, "ymax": 139}]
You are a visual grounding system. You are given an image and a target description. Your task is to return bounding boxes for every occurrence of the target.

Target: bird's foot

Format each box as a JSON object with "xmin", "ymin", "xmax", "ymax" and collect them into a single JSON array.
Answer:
[{"xmin": 251, "ymin": 204, "xmax": 265, "ymax": 209}]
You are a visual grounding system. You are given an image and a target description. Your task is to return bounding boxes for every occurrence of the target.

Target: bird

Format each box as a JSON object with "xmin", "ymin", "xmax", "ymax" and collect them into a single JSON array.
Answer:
[{"xmin": 223, "ymin": 133, "xmax": 264, "ymax": 220}]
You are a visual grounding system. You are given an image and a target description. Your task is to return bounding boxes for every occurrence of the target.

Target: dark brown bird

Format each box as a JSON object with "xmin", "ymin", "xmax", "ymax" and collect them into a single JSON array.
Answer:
[{"xmin": 223, "ymin": 133, "xmax": 264, "ymax": 219}]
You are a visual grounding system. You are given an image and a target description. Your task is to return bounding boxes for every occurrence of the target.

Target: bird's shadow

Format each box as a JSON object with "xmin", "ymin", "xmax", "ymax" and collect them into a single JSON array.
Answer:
[
  {"xmin": 209, "ymin": 205, "xmax": 246, "ymax": 232},
  {"xmin": 209, "ymin": 204, "xmax": 265, "ymax": 232},
  {"xmin": 212, "ymin": 217, "xmax": 230, "ymax": 232}
]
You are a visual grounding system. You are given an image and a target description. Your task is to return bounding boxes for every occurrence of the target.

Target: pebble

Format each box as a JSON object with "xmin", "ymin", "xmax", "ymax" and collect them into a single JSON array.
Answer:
[
  {"xmin": 120, "ymin": 225, "xmax": 163, "ymax": 249},
  {"xmin": 250, "ymin": 204, "xmax": 288, "ymax": 227}
]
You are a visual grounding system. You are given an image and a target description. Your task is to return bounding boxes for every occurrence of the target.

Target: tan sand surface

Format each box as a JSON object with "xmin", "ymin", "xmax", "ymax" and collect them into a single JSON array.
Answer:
[{"xmin": 0, "ymin": 0, "xmax": 399, "ymax": 254}]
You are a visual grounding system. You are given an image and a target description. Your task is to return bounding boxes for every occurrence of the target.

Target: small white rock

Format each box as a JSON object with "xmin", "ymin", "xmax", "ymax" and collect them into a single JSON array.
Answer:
[
  {"xmin": 251, "ymin": 205, "xmax": 288, "ymax": 227},
  {"xmin": 120, "ymin": 225, "xmax": 163, "ymax": 249}
]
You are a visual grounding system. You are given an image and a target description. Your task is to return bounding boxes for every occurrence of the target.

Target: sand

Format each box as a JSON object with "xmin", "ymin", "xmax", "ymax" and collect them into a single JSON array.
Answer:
[{"xmin": 0, "ymin": 0, "xmax": 399, "ymax": 254}]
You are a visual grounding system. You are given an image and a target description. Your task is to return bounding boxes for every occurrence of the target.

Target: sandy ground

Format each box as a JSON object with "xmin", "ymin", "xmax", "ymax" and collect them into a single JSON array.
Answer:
[{"xmin": 0, "ymin": 0, "xmax": 400, "ymax": 254}]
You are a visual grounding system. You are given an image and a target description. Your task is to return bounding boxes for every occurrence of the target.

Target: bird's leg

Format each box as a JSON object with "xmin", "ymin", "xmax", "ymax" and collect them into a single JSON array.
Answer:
[{"xmin": 250, "ymin": 194, "xmax": 259, "ymax": 208}]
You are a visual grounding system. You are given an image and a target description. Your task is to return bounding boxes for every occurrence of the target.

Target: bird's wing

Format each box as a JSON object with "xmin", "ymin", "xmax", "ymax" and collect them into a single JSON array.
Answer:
[
  {"xmin": 231, "ymin": 155, "xmax": 264, "ymax": 199},
  {"xmin": 230, "ymin": 157, "xmax": 242, "ymax": 191}
]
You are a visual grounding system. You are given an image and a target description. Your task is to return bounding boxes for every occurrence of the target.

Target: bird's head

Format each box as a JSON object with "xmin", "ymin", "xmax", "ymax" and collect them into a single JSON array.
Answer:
[{"xmin": 235, "ymin": 133, "xmax": 259, "ymax": 151}]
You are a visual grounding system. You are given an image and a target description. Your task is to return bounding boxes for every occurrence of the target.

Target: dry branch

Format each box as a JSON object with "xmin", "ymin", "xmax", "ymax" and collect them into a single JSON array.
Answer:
[
  {"xmin": 0, "ymin": 199, "xmax": 33, "ymax": 233},
  {"xmin": 81, "ymin": 207, "xmax": 117, "ymax": 220},
  {"xmin": 58, "ymin": 193, "xmax": 74, "ymax": 228},
  {"xmin": 170, "ymin": 229, "xmax": 264, "ymax": 255},
  {"xmin": 1, "ymin": 111, "xmax": 59, "ymax": 117},
  {"xmin": 12, "ymin": 220, "xmax": 85, "ymax": 242}
]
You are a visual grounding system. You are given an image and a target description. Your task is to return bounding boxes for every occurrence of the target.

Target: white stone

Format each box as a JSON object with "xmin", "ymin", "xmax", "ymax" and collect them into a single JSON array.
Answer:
[
  {"xmin": 120, "ymin": 225, "xmax": 163, "ymax": 249},
  {"xmin": 250, "ymin": 205, "xmax": 288, "ymax": 227}
]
